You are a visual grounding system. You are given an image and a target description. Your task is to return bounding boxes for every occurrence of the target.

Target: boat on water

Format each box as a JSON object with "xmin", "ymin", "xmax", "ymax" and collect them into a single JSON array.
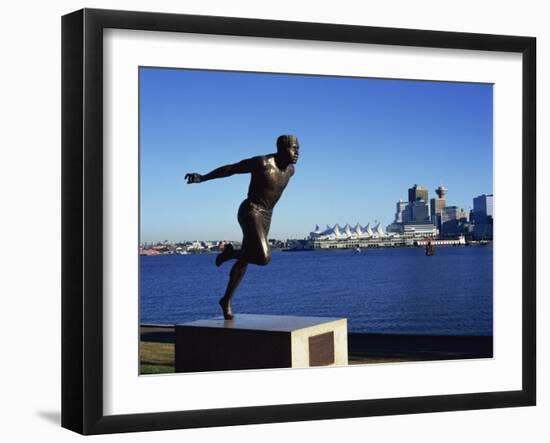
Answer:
[
  {"xmin": 425, "ymin": 241, "xmax": 435, "ymax": 256},
  {"xmin": 354, "ymin": 247, "xmax": 361, "ymax": 253}
]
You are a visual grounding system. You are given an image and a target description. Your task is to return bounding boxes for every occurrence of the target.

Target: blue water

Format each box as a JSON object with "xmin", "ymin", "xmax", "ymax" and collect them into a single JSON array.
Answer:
[{"xmin": 140, "ymin": 246, "xmax": 493, "ymax": 336}]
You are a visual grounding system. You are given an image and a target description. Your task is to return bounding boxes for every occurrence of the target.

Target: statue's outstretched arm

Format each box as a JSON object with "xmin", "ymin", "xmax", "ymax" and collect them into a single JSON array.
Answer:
[{"xmin": 185, "ymin": 156, "xmax": 259, "ymax": 184}]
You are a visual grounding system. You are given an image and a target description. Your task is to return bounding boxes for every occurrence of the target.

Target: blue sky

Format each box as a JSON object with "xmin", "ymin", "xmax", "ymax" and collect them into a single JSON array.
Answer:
[{"xmin": 140, "ymin": 67, "xmax": 493, "ymax": 242}]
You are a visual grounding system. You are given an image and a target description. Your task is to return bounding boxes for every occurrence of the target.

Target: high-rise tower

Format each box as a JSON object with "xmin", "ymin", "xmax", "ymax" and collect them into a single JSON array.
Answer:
[
  {"xmin": 408, "ymin": 184, "xmax": 428, "ymax": 202},
  {"xmin": 435, "ymin": 185, "xmax": 448, "ymax": 199},
  {"xmin": 430, "ymin": 185, "xmax": 447, "ymax": 232},
  {"xmin": 473, "ymin": 194, "xmax": 494, "ymax": 240}
]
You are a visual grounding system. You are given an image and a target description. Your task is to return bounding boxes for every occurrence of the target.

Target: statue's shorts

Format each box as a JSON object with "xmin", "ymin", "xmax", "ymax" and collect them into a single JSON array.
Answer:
[{"xmin": 237, "ymin": 199, "xmax": 272, "ymax": 265}]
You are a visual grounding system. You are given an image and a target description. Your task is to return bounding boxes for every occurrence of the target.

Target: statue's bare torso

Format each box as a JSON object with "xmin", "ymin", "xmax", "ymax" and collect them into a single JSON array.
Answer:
[{"xmin": 246, "ymin": 155, "xmax": 295, "ymax": 210}]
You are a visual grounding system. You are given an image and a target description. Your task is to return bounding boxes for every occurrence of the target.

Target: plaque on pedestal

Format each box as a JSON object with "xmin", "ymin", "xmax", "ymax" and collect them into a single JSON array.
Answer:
[{"xmin": 175, "ymin": 314, "xmax": 348, "ymax": 373}]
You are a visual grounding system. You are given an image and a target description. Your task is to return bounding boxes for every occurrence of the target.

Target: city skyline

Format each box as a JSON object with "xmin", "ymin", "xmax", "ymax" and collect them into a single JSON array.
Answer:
[
  {"xmin": 140, "ymin": 67, "xmax": 493, "ymax": 242},
  {"xmin": 140, "ymin": 188, "xmax": 492, "ymax": 244}
]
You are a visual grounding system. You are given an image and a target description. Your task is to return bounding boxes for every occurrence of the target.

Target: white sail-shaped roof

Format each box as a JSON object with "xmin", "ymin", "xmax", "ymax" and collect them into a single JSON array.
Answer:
[
  {"xmin": 314, "ymin": 224, "xmax": 325, "ymax": 234},
  {"xmin": 309, "ymin": 224, "xmax": 325, "ymax": 238},
  {"xmin": 373, "ymin": 222, "xmax": 385, "ymax": 236},
  {"xmin": 310, "ymin": 221, "xmax": 389, "ymax": 240},
  {"xmin": 322, "ymin": 225, "xmax": 333, "ymax": 235},
  {"xmin": 343, "ymin": 224, "xmax": 352, "ymax": 237},
  {"xmin": 365, "ymin": 223, "xmax": 373, "ymax": 236}
]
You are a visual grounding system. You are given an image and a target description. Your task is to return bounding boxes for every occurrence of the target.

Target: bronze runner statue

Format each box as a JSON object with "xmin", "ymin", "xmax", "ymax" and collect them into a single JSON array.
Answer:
[{"xmin": 185, "ymin": 135, "xmax": 299, "ymax": 319}]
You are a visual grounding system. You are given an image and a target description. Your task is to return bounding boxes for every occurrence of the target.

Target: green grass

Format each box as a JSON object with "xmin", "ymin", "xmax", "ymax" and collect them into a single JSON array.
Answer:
[
  {"xmin": 140, "ymin": 342, "xmax": 175, "ymax": 375},
  {"xmin": 140, "ymin": 364, "xmax": 175, "ymax": 374}
]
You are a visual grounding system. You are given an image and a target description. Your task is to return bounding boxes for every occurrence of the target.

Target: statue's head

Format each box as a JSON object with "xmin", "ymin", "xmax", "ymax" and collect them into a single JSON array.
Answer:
[{"xmin": 276, "ymin": 134, "xmax": 300, "ymax": 164}]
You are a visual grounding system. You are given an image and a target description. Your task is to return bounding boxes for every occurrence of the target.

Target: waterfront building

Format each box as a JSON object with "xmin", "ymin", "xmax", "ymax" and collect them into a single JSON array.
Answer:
[
  {"xmin": 386, "ymin": 221, "xmax": 403, "ymax": 234},
  {"xmin": 310, "ymin": 223, "xmax": 383, "ymax": 241},
  {"xmin": 403, "ymin": 222, "xmax": 438, "ymax": 237},
  {"xmin": 386, "ymin": 221, "xmax": 438, "ymax": 238},
  {"xmin": 309, "ymin": 219, "xmax": 440, "ymax": 249},
  {"xmin": 473, "ymin": 194, "xmax": 494, "ymax": 240},
  {"xmin": 309, "ymin": 222, "xmax": 396, "ymax": 248},
  {"xmin": 416, "ymin": 235, "xmax": 466, "ymax": 246}
]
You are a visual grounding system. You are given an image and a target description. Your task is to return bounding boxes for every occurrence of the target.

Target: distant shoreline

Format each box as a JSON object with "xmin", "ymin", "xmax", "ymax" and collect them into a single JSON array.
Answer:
[{"xmin": 140, "ymin": 242, "xmax": 492, "ymax": 256}]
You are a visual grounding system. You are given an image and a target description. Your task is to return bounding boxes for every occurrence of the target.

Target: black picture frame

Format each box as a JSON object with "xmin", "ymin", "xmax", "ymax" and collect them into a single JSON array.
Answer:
[{"xmin": 61, "ymin": 8, "xmax": 536, "ymax": 435}]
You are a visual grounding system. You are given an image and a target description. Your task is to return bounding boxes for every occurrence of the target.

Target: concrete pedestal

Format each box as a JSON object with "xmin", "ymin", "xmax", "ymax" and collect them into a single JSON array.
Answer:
[{"xmin": 175, "ymin": 314, "xmax": 348, "ymax": 373}]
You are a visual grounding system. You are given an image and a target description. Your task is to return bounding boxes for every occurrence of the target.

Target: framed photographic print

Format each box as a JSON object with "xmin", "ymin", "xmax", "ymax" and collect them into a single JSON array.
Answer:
[{"xmin": 61, "ymin": 8, "xmax": 536, "ymax": 435}]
